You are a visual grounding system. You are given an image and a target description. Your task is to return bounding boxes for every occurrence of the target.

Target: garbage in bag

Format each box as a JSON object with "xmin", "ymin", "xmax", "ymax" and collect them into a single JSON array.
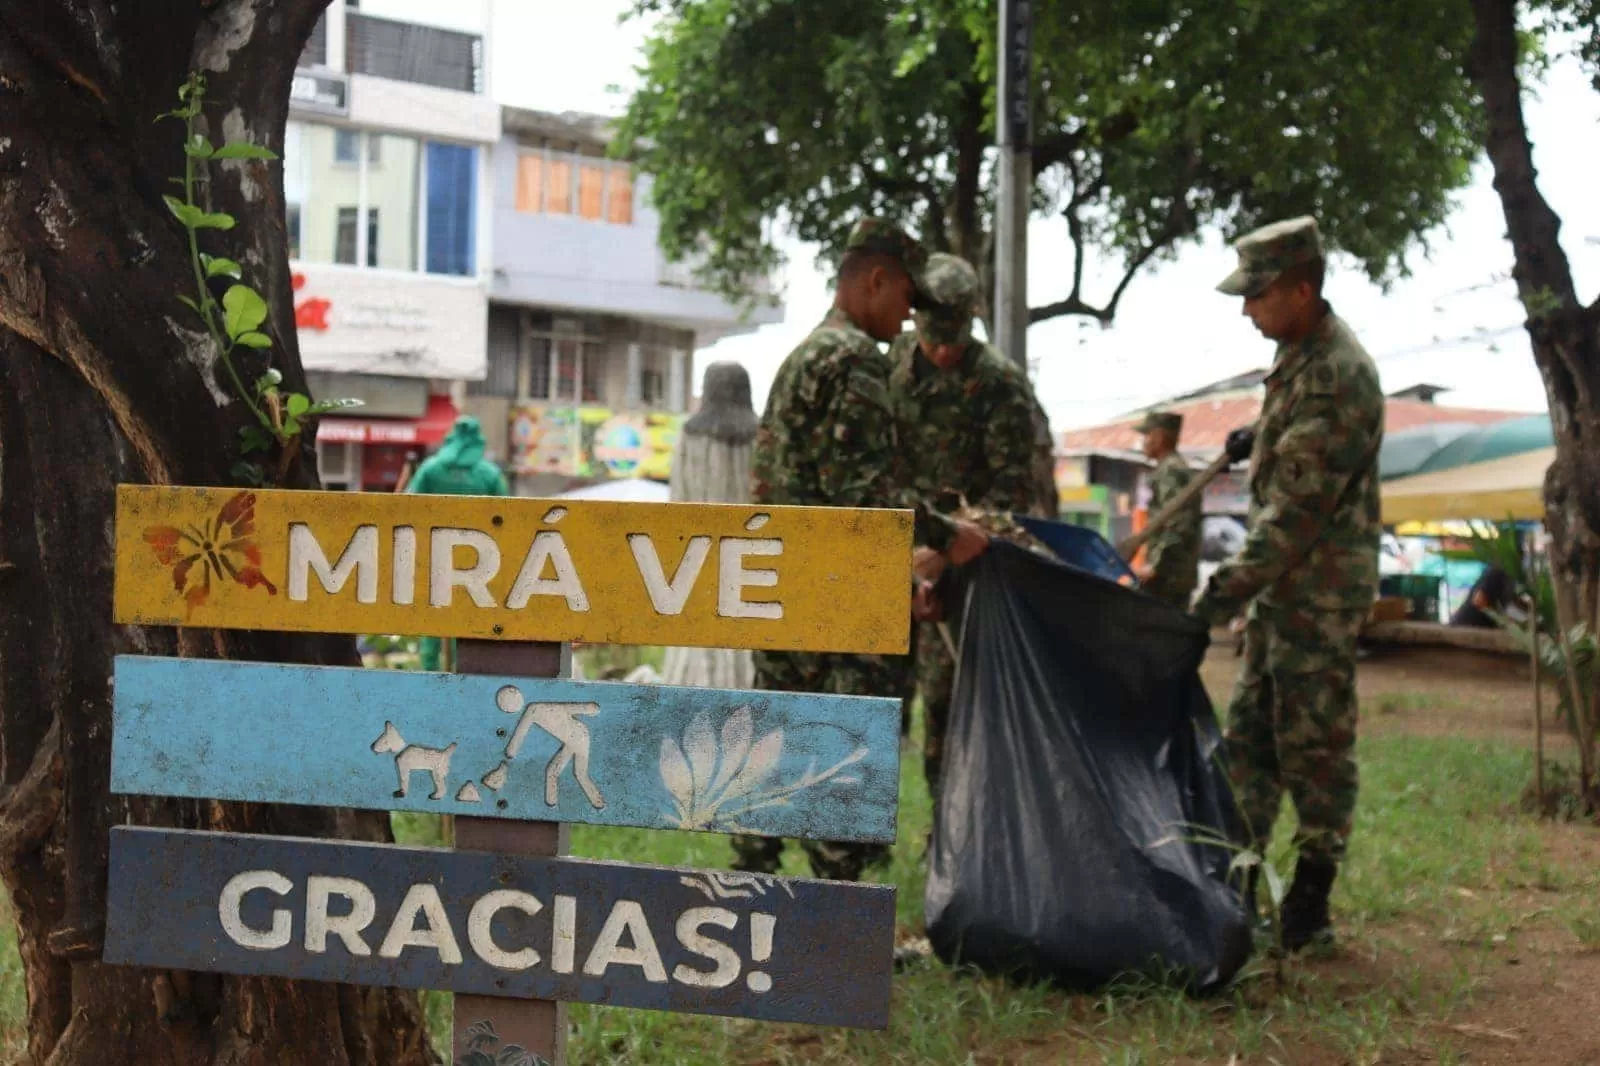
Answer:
[{"xmin": 924, "ymin": 526, "xmax": 1253, "ymax": 993}]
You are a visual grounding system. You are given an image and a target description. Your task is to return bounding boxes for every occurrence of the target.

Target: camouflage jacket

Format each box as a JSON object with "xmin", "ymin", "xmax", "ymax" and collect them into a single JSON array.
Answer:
[
  {"xmin": 886, "ymin": 336, "xmax": 1042, "ymax": 521},
  {"xmin": 1142, "ymin": 452, "xmax": 1202, "ymax": 604},
  {"xmin": 751, "ymin": 309, "xmax": 950, "ymax": 550},
  {"xmin": 1194, "ymin": 309, "xmax": 1384, "ymax": 622}
]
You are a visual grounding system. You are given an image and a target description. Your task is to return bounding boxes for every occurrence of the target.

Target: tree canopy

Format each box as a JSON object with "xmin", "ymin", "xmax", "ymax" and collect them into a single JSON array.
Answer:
[{"xmin": 619, "ymin": 0, "xmax": 1485, "ymax": 325}]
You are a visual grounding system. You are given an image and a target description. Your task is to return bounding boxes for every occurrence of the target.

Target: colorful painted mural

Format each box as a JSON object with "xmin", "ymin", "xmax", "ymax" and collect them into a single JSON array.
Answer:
[{"xmin": 509, "ymin": 404, "xmax": 685, "ymax": 479}]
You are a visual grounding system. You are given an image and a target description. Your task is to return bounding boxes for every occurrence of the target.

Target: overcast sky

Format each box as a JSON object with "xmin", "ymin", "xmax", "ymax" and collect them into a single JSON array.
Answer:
[{"xmin": 479, "ymin": 0, "xmax": 1600, "ymax": 432}]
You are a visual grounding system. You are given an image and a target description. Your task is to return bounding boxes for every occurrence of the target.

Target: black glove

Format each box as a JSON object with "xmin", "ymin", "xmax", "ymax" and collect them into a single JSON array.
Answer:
[{"xmin": 1224, "ymin": 427, "xmax": 1256, "ymax": 464}]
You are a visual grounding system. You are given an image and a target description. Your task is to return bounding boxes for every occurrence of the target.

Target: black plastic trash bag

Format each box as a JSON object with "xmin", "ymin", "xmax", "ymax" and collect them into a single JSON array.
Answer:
[{"xmin": 924, "ymin": 527, "xmax": 1253, "ymax": 994}]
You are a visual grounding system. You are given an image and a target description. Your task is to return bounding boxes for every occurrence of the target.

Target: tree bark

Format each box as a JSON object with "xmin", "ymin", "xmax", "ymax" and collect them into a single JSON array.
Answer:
[
  {"xmin": 0, "ymin": 2, "xmax": 437, "ymax": 1061},
  {"xmin": 1468, "ymin": 0, "xmax": 1600, "ymax": 803}
]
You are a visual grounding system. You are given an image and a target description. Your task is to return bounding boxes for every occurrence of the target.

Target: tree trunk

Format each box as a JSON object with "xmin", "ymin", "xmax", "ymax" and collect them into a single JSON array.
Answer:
[
  {"xmin": 0, "ymin": 2, "xmax": 437, "ymax": 1062},
  {"xmin": 1469, "ymin": 0, "xmax": 1600, "ymax": 804}
]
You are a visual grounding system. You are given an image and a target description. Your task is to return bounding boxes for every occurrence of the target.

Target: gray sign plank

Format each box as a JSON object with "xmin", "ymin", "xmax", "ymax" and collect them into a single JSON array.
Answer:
[{"xmin": 104, "ymin": 827, "xmax": 896, "ymax": 1029}]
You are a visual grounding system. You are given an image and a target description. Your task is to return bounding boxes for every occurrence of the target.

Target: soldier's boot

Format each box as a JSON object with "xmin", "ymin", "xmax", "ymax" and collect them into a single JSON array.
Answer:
[{"xmin": 1279, "ymin": 855, "xmax": 1338, "ymax": 953}]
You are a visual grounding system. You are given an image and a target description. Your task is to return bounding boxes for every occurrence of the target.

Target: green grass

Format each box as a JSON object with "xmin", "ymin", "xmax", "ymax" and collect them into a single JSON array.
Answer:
[{"xmin": 0, "ymin": 691, "xmax": 1583, "ymax": 1063}]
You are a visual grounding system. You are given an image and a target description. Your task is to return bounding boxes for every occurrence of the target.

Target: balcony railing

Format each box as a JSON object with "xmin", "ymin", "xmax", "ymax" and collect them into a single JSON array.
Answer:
[{"xmin": 298, "ymin": 12, "xmax": 484, "ymax": 95}]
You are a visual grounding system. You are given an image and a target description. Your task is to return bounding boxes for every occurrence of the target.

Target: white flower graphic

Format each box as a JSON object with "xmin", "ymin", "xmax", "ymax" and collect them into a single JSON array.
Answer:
[{"xmin": 658, "ymin": 705, "xmax": 868, "ymax": 831}]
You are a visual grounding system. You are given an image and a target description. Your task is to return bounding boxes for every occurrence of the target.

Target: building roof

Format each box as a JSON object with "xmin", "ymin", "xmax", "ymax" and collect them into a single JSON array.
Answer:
[
  {"xmin": 1388, "ymin": 383, "xmax": 1454, "ymax": 403},
  {"xmin": 501, "ymin": 106, "xmax": 618, "ymax": 149},
  {"xmin": 1060, "ymin": 393, "xmax": 1529, "ymax": 459}
]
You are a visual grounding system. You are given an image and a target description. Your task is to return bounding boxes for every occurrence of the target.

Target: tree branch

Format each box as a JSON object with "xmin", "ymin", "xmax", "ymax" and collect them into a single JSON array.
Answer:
[
  {"xmin": 0, "ymin": 717, "xmax": 61, "ymax": 867},
  {"xmin": 1467, "ymin": 0, "xmax": 1581, "ymax": 311},
  {"xmin": 1033, "ymin": 152, "xmax": 1198, "ymax": 327}
]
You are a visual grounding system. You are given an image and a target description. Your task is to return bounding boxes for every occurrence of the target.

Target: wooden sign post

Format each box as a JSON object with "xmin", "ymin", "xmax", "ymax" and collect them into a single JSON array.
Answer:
[
  {"xmin": 453, "ymin": 638, "xmax": 569, "ymax": 1066},
  {"xmin": 104, "ymin": 487, "xmax": 912, "ymax": 1061}
]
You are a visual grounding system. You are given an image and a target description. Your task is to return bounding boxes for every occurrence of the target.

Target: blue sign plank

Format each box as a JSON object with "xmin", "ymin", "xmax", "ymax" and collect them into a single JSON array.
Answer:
[
  {"xmin": 104, "ymin": 827, "xmax": 896, "ymax": 1029},
  {"xmin": 110, "ymin": 656, "xmax": 900, "ymax": 843}
]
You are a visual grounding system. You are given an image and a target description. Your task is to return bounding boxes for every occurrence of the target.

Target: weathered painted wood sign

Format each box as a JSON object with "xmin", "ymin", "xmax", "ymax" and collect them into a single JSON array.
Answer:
[
  {"xmin": 112, "ymin": 485, "xmax": 913, "ymax": 653},
  {"xmin": 105, "ymin": 480, "xmax": 910, "ymax": 1056},
  {"xmin": 104, "ymin": 827, "xmax": 896, "ymax": 1029},
  {"xmin": 110, "ymin": 656, "xmax": 901, "ymax": 842}
]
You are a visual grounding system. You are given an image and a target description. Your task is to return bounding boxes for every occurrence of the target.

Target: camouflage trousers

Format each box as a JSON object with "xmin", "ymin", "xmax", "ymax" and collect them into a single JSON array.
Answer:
[
  {"xmin": 1224, "ymin": 603, "xmax": 1365, "ymax": 865},
  {"xmin": 731, "ymin": 649, "xmax": 911, "ymax": 881}
]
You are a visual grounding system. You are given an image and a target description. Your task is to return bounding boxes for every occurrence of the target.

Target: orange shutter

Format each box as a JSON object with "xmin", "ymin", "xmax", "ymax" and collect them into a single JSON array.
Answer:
[{"xmin": 515, "ymin": 155, "xmax": 543, "ymax": 213}]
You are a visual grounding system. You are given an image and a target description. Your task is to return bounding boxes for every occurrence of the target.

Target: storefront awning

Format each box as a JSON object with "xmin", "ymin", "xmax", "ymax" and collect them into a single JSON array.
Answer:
[
  {"xmin": 1380, "ymin": 446, "xmax": 1552, "ymax": 525},
  {"xmin": 316, "ymin": 394, "xmax": 459, "ymax": 447}
]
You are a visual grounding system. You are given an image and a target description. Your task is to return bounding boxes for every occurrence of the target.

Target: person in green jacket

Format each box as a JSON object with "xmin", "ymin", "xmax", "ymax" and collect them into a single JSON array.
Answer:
[{"xmin": 405, "ymin": 415, "xmax": 509, "ymax": 670}]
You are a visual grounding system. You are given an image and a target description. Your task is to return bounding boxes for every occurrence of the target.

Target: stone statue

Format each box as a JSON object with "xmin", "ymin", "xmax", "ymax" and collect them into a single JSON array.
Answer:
[{"xmin": 661, "ymin": 362, "xmax": 759, "ymax": 689}]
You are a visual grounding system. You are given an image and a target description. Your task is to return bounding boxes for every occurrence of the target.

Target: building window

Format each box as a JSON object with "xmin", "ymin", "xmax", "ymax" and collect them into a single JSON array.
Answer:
[
  {"xmin": 426, "ymin": 142, "xmax": 477, "ymax": 277},
  {"xmin": 607, "ymin": 169, "xmax": 634, "ymax": 224},
  {"xmin": 516, "ymin": 155, "xmax": 544, "ymax": 213},
  {"xmin": 553, "ymin": 338, "xmax": 580, "ymax": 401},
  {"xmin": 334, "ymin": 129, "xmax": 358, "ymax": 164},
  {"xmin": 346, "ymin": 11, "xmax": 482, "ymax": 95},
  {"xmin": 514, "ymin": 151, "xmax": 634, "ymax": 226},
  {"xmin": 335, "ymin": 206, "xmax": 359, "ymax": 265},
  {"xmin": 285, "ymin": 121, "xmax": 474, "ymax": 276},
  {"xmin": 287, "ymin": 204, "xmax": 302, "ymax": 260},
  {"xmin": 526, "ymin": 335, "xmax": 551, "ymax": 400},
  {"xmin": 641, "ymin": 366, "xmax": 666, "ymax": 407},
  {"xmin": 578, "ymin": 163, "xmax": 605, "ymax": 220},
  {"xmin": 365, "ymin": 207, "xmax": 380, "ymax": 268},
  {"xmin": 317, "ymin": 440, "xmax": 360, "ymax": 491},
  {"xmin": 545, "ymin": 156, "xmax": 573, "ymax": 215}
]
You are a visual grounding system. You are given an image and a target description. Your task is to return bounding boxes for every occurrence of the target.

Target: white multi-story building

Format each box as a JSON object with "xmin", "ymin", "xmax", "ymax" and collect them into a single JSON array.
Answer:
[
  {"xmin": 288, "ymin": 2, "xmax": 784, "ymax": 495},
  {"xmin": 289, "ymin": 1, "xmax": 499, "ymax": 491},
  {"xmin": 466, "ymin": 106, "xmax": 785, "ymax": 496}
]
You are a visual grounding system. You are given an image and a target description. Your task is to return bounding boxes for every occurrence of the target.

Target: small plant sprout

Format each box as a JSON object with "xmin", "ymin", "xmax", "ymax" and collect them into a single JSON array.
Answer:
[{"xmin": 159, "ymin": 72, "xmax": 361, "ymax": 486}]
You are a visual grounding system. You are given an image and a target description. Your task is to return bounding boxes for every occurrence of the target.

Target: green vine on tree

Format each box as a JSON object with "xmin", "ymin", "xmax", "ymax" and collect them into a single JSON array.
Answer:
[{"xmin": 159, "ymin": 72, "xmax": 361, "ymax": 486}]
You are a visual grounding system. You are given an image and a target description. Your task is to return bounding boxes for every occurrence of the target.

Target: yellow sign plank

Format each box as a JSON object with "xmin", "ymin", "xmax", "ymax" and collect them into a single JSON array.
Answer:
[{"xmin": 113, "ymin": 486, "xmax": 913, "ymax": 654}]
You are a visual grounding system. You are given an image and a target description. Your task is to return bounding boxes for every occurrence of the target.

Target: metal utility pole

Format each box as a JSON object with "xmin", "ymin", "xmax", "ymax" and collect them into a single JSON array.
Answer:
[{"xmin": 994, "ymin": 0, "xmax": 1033, "ymax": 370}]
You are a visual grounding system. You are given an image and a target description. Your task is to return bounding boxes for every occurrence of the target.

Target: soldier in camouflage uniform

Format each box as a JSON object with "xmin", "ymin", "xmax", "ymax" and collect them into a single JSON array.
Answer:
[
  {"xmin": 734, "ymin": 221, "xmax": 991, "ymax": 882},
  {"xmin": 1132, "ymin": 410, "xmax": 1202, "ymax": 609},
  {"xmin": 1190, "ymin": 216, "xmax": 1384, "ymax": 952},
  {"xmin": 886, "ymin": 253, "xmax": 1044, "ymax": 808}
]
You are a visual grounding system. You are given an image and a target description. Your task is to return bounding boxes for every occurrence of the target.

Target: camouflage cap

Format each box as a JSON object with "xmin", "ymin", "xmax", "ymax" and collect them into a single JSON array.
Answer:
[
  {"xmin": 844, "ymin": 218, "xmax": 932, "ymax": 306},
  {"xmin": 1135, "ymin": 410, "xmax": 1182, "ymax": 436},
  {"xmin": 1216, "ymin": 215, "xmax": 1324, "ymax": 298},
  {"xmin": 911, "ymin": 253, "xmax": 982, "ymax": 345}
]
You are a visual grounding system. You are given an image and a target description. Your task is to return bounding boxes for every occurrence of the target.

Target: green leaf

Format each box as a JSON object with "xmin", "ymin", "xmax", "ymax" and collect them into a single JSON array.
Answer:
[
  {"xmin": 230, "ymin": 461, "xmax": 266, "ymax": 487},
  {"xmin": 222, "ymin": 285, "xmax": 269, "ymax": 340},
  {"xmin": 239, "ymin": 425, "xmax": 274, "ymax": 455},
  {"xmin": 255, "ymin": 368, "xmax": 284, "ymax": 392},
  {"xmin": 306, "ymin": 397, "xmax": 366, "ymax": 415},
  {"xmin": 212, "ymin": 143, "xmax": 279, "ymax": 162},
  {"xmin": 203, "ymin": 255, "xmax": 243, "ymax": 279},
  {"xmin": 193, "ymin": 211, "xmax": 237, "ymax": 231},
  {"xmin": 176, "ymin": 294, "xmax": 202, "ymax": 315},
  {"xmin": 1262, "ymin": 864, "xmax": 1286, "ymax": 908},
  {"xmin": 235, "ymin": 331, "xmax": 273, "ymax": 349},
  {"xmin": 286, "ymin": 393, "xmax": 312, "ymax": 418},
  {"xmin": 184, "ymin": 135, "xmax": 215, "ymax": 159},
  {"xmin": 1227, "ymin": 851, "xmax": 1262, "ymax": 875},
  {"xmin": 162, "ymin": 195, "xmax": 205, "ymax": 228}
]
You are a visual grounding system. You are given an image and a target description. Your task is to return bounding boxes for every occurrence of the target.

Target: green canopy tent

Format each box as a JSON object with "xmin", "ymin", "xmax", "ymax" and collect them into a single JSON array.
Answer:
[
  {"xmin": 1407, "ymin": 413, "xmax": 1552, "ymax": 477},
  {"xmin": 1379, "ymin": 422, "xmax": 1482, "ymax": 480}
]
